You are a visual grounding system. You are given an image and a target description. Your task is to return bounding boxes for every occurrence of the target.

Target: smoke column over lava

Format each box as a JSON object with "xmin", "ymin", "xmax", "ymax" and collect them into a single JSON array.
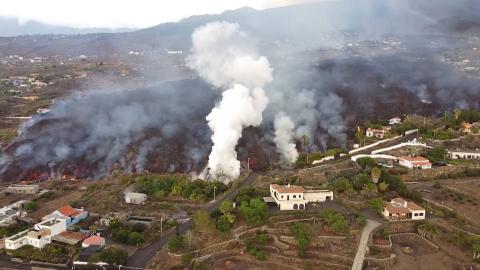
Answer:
[
  {"xmin": 187, "ymin": 22, "xmax": 272, "ymax": 180},
  {"xmin": 273, "ymin": 113, "xmax": 298, "ymax": 163}
]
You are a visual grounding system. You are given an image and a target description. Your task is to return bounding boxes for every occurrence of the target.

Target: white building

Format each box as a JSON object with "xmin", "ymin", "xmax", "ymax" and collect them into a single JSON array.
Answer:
[
  {"xmin": 382, "ymin": 197, "xmax": 425, "ymax": 221},
  {"xmin": 0, "ymin": 201, "xmax": 28, "ymax": 226},
  {"xmin": 7, "ymin": 184, "xmax": 39, "ymax": 194},
  {"xmin": 125, "ymin": 192, "xmax": 147, "ymax": 204},
  {"xmin": 366, "ymin": 128, "xmax": 386, "ymax": 139},
  {"xmin": 43, "ymin": 204, "xmax": 88, "ymax": 227},
  {"xmin": 448, "ymin": 149, "xmax": 480, "ymax": 160},
  {"xmin": 5, "ymin": 217, "xmax": 67, "ymax": 250},
  {"xmin": 388, "ymin": 117, "xmax": 402, "ymax": 125},
  {"xmin": 398, "ymin": 156, "xmax": 432, "ymax": 169},
  {"xmin": 267, "ymin": 184, "xmax": 333, "ymax": 211}
]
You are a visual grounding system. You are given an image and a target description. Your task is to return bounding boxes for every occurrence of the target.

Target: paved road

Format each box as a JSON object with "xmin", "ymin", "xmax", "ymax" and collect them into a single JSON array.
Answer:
[
  {"xmin": 351, "ymin": 219, "xmax": 382, "ymax": 270},
  {"xmin": 127, "ymin": 172, "xmax": 258, "ymax": 269}
]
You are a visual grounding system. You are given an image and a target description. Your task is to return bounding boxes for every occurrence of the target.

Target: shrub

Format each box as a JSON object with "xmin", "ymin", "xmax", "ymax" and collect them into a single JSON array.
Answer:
[
  {"xmin": 368, "ymin": 198, "xmax": 385, "ymax": 214},
  {"xmin": 356, "ymin": 157, "xmax": 377, "ymax": 170},
  {"xmin": 238, "ymin": 198, "xmax": 268, "ymax": 226},
  {"xmin": 181, "ymin": 253, "xmax": 193, "ymax": 265},
  {"xmin": 89, "ymin": 246, "xmax": 128, "ymax": 266},
  {"xmin": 167, "ymin": 235, "xmax": 185, "ymax": 252},
  {"xmin": 320, "ymin": 210, "xmax": 348, "ymax": 233},
  {"xmin": 24, "ymin": 201, "xmax": 38, "ymax": 211}
]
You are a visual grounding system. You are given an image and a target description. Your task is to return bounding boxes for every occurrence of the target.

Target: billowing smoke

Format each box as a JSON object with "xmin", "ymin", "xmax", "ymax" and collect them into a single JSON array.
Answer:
[
  {"xmin": 187, "ymin": 22, "xmax": 272, "ymax": 180},
  {"xmin": 273, "ymin": 113, "xmax": 298, "ymax": 163},
  {"xmin": 0, "ymin": 80, "xmax": 215, "ymax": 180}
]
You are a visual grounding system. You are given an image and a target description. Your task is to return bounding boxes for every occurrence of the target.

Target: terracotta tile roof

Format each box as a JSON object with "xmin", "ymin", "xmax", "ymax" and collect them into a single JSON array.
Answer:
[
  {"xmin": 58, "ymin": 204, "xmax": 84, "ymax": 217},
  {"xmin": 399, "ymin": 156, "xmax": 431, "ymax": 165},
  {"xmin": 407, "ymin": 202, "xmax": 424, "ymax": 211},
  {"xmin": 271, "ymin": 184, "xmax": 305, "ymax": 194},
  {"xmin": 83, "ymin": 235, "xmax": 105, "ymax": 246},
  {"xmin": 385, "ymin": 203, "xmax": 411, "ymax": 215}
]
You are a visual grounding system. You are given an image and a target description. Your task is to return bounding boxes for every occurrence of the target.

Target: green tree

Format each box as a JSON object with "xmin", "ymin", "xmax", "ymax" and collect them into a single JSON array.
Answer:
[
  {"xmin": 89, "ymin": 246, "xmax": 128, "ymax": 266},
  {"xmin": 356, "ymin": 157, "xmax": 377, "ymax": 170},
  {"xmin": 330, "ymin": 177, "xmax": 354, "ymax": 193},
  {"xmin": 216, "ymin": 215, "xmax": 232, "ymax": 233},
  {"xmin": 219, "ymin": 200, "xmax": 234, "ymax": 215},
  {"xmin": 167, "ymin": 235, "xmax": 185, "ymax": 252},
  {"xmin": 320, "ymin": 210, "xmax": 348, "ymax": 234},
  {"xmin": 368, "ymin": 198, "xmax": 385, "ymax": 214},
  {"xmin": 238, "ymin": 198, "xmax": 268, "ymax": 226},
  {"xmin": 352, "ymin": 173, "xmax": 370, "ymax": 191},
  {"xmin": 193, "ymin": 210, "xmax": 215, "ymax": 235},
  {"xmin": 290, "ymin": 222, "xmax": 310, "ymax": 257},
  {"xmin": 361, "ymin": 183, "xmax": 379, "ymax": 198},
  {"xmin": 378, "ymin": 182, "xmax": 389, "ymax": 193},
  {"xmin": 24, "ymin": 201, "xmax": 38, "ymax": 211},
  {"xmin": 127, "ymin": 231, "xmax": 145, "ymax": 246},
  {"xmin": 427, "ymin": 147, "xmax": 448, "ymax": 163}
]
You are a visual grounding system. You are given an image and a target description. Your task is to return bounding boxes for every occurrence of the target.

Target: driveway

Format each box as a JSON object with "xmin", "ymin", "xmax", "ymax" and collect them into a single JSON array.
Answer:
[
  {"xmin": 351, "ymin": 219, "xmax": 382, "ymax": 270},
  {"xmin": 126, "ymin": 172, "xmax": 258, "ymax": 268}
]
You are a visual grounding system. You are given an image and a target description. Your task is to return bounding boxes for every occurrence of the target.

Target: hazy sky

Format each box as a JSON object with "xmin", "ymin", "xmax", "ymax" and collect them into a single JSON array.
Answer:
[{"xmin": 0, "ymin": 0, "xmax": 314, "ymax": 29}]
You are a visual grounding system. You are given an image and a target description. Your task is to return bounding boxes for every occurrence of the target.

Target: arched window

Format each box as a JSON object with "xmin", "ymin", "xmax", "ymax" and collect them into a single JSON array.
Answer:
[
  {"xmin": 293, "ymin": 204, "xmax": 298, "ymax": 210},
  {"xmin": 299, "ymin": 204, "xmax": 304, "ymax": 209},
  {"xmin": 287, "ymin": 195, "xmax": 290, "ymax": 200}
]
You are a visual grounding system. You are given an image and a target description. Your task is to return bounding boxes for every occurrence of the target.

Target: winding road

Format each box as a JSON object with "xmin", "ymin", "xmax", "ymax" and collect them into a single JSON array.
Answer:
[
  {"xmin": 127, "ymin": 172, "xmax": 258, "ymax": 269},
  {"xmin": 351, "ymin": 219, "xmax": 382, "ymax": 270}
]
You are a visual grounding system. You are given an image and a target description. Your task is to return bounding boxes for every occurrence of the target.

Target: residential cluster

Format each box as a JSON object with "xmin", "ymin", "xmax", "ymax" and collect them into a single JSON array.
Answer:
[{"xmin": 4, "ymin": 204, "xmax": 100, "ymax": 250}]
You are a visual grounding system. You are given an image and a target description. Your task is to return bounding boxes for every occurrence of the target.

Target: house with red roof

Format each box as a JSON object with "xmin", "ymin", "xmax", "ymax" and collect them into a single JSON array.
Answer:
[
  {"xmin": 398, "ymin": 156, "xmax": 432, "ymax": 169},
  {"xmin": 266, "ymin": 184, "xmax": 333, "ymax": 210},
  {"xmin": 382, "ymin": 197, "xmax": 425, "ymax": 221},
  {"xmin": 43, "ymin": 204, "xmax": 88, "ymax": 227},
  {"xmin": 82, "ymin": 234, "xmax": 105, "ymax": 248}
]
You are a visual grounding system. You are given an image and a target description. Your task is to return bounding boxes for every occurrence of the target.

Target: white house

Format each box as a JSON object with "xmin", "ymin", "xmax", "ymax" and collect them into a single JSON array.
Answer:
[
  {"xmin": 382, "ymin": 197, "xmax": 425, "ymax": 221},
  {"xmin": 125, "ymin": 192, "xmax": 147, "ymax": 204},
  {"xmin": 0, "ymin": 200, "xmax": 28, "ymax": 226},
  {"xmin": 267, "ymin": 184, "xmax": 333, "ymax": 211},
  {"xmin": 5, "ymin": 217, "xmax": 67, "ymax": 250},
  {"xmin": 366, "ymin": 128, "xmax": 386, "ymax": 139},
  {"xmin": 43, "ymin": 204, "xmax": 88, "ymax": 227},
  {"xmin": 398, "ymin": 156, "xmax": 432, "ymax": 169},
  {"xmin": 7, "ymin": 184, "xmax": 39, "ymax": 194},
  {"xmin": 388, "ymin": 117, "xmax": 402, "ymax": 125},
  {"xmin": 448, "ymin": 149, "xmax": 480, "ymax": 160}
]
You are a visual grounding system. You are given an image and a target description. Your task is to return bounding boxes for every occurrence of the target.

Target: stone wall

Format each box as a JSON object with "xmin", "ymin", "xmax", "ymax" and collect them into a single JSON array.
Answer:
[
  {"xmin": 365, "ymin": 253, "xmax": 396, "ymax": 268},
  {"xmin": 386, "ymin": 221, "xmax": 417, "ymax": 234}
]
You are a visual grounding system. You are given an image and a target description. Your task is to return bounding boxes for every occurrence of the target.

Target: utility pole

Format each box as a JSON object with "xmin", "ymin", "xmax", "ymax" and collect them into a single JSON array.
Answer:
[{"xmin": 160, "ymin": 217, "xmax": 163, "ymax": 236}]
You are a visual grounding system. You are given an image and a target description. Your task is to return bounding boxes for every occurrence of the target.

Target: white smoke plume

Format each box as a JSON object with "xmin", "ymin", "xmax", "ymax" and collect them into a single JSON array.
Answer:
[
  {"xmin": 187, "ymin": 21, "xmax": 272, "ymax": 180},
  {"xmin": 273, "ymin": 113, "xmax": 298, "ymax": 163}
]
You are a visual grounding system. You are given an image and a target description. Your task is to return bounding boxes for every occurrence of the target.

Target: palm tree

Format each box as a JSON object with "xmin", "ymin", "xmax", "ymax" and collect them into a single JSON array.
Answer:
[
  {"xmin": 360, "ymin": 183, "xmax": 378, "ymax": 198},
  {"xmin": 417, "ymin": 223, "xmax": 438, "ymax": 240},
  {"xmin": 371, "ymin": 167, "xmax": 381, "ymax": 184},
  {"xmin": 378, "ymin": 182, "xmax": 389, "ymax": 193}
]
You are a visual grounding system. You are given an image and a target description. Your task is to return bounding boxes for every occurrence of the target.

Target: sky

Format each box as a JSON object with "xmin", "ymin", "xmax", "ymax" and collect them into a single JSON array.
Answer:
[{"xmin": 0, "ymin": 0, "xmax": 313, "ymax": 29}]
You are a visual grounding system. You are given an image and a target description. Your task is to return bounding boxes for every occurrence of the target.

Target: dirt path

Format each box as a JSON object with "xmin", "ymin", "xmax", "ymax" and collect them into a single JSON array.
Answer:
[{"xmin": 351, "ymin": 219, "xmax": 381, "ymax": 270}]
